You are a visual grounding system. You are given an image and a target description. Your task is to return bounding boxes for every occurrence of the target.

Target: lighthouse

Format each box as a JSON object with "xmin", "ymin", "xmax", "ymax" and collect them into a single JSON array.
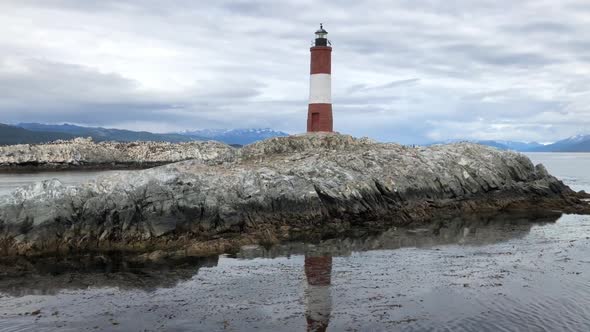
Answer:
[{"xmin": 307, "ymin": 24, "xmax": 333, "ymax": 132}]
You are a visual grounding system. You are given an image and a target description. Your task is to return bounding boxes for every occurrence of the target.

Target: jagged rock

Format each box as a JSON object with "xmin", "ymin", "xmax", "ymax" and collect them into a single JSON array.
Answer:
[{"xmin": 0, "ymin": 133, "xmax": 588, "ymax": 256}]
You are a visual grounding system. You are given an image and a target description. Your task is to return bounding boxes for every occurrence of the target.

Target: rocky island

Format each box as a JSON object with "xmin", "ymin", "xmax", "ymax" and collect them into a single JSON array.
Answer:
[
  {"xmin": 0, "ymin": 137, "xmax": 236, "ymax": 170},
  {"xmin": 1, "ymin": 133, "xmax": 589, "ymax": 257}
]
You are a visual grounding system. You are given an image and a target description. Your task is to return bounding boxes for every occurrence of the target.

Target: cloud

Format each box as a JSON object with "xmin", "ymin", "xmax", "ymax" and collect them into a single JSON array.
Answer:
[
  {"xmin": 502, "ymin": 21, "xmax": 574, "ymax": 35},
  {"xmin": 0, "ymin": 0, "xmax": 589, "ymax": 143},
  {"xmin": 347, "ymin": 78, "xmax": 421, "ymax": 94}
]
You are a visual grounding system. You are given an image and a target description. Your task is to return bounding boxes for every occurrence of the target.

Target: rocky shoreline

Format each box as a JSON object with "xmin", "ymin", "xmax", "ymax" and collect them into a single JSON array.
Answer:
[{"xmin": 1, "ymin": 133, "xmax": 589, "ymax": 257}]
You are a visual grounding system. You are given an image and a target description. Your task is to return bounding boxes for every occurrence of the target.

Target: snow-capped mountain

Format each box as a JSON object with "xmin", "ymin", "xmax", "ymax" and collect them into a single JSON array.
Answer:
[
  {"xmin": 177, "ymin": 128, "xmax": 289, "ymax": 145},
  {"xmin": 566, "ymin": 134, "xmax": 590, "ymax": 142},
  {"xmin": 537, "ymin": 135, "xmax": 590, "ymax": 152},
  {"xmin": 481, "ymin": 140, "xmax": 544, "ymax": 152}
]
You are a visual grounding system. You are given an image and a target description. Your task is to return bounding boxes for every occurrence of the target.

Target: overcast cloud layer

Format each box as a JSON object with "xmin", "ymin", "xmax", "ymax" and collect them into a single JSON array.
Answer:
[{"xmin": 1, "ymin": 0, "xmax": 589, "ymax": 143}]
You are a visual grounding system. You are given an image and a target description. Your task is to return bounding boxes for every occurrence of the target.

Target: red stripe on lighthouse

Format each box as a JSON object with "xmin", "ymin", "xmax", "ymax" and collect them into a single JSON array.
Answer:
[{"xmin": 310, "ymin": 46, "xmax": 332, "ymax": 74}]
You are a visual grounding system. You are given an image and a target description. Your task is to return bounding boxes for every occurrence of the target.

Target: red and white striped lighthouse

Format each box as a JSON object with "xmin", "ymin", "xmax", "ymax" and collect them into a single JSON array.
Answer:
[{"xmin": 307, "ymin": 24, "xmax": 333, "ymax": 133}]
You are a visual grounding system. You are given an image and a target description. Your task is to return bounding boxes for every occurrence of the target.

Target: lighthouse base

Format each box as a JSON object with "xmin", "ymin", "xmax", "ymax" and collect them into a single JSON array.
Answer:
[{"xmin": 307, "ymin": 104, "xmax": 333, "ymax": 132}]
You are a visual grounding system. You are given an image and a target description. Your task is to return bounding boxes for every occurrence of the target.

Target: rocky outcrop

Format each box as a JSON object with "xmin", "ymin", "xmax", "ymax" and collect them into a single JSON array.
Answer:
[
  {"xmin": 0, "ymin": 137, "xmax": 237, "ymax": 170},
  {"xmin": 0, "ymin": 133, "xmax": 589, "ymax": 257}
]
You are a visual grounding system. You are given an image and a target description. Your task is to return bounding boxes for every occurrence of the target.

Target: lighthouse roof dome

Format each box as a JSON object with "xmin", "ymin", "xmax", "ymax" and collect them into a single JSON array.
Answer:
[{"xmin": 315, "ymin": 24, "xmax": 328, "ymax": 35}]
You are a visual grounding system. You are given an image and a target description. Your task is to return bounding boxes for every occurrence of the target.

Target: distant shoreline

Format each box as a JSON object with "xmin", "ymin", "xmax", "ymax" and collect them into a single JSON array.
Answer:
[
  {"xmin": 0, "ymin": 162, "xmax": 167, "ymax": 173},
  {"xmin": 0, "ymin": 137, "xmax": 238, "ymax": 173}
]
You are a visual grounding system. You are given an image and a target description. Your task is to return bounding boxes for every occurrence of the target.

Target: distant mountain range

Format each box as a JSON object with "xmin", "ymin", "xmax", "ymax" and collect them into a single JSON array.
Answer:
[
  {"xmin": 470, "ymin": 140, "xmax": 545, "ymax": 152},
  {"xmin": 16, "ymin": 123, "xmax": 203, "ymax": 143},
  {"xmin": 0, "ymin": 123, "xmax": 76, "ymax": 145},
  {"xmin": 1, "ymin": 122, "xmax": 589, "ymax": 151},
  {"xmin": 177, "ymin": 128, "xmax": 289, "ymax": 145},
  {"xmin": 535, "ymin": 135, "xmax": 590, "ymax": 152},
  {"xmin": 1, "ymin": 123, "xmax": 289, "ymax": 146}
]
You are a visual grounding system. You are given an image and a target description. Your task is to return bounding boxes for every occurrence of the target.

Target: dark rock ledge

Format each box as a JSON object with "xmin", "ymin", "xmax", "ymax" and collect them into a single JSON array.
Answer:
[{"xmin": 1, "ymin": 133, "xmax": 589, "ymax": 257}]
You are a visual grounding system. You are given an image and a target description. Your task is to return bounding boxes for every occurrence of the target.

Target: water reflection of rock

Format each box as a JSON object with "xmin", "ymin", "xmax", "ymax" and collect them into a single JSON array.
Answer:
[
  {"xmin": 0, "ymin": 253, "xmax": 218, "ymax": 297},
  {"xmin": 237, "ymin": 211, "xmax": 562, "ymax": 259},
  {"xmin": 0, "ymin": 211, "xmax": 562, "ymax": 300}
]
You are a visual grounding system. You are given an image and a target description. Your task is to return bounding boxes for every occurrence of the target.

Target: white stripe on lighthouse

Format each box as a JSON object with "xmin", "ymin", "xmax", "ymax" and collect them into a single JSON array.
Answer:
[{"xmin": 309, "ymin": 73, "xmax": 331, "ymax": 104}]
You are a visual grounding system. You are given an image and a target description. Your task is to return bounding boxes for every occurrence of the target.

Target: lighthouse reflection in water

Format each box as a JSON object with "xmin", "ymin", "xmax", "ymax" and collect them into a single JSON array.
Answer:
[{"xmin": 304, "ymin": 253, "xmax": 333, "ymax": 332}]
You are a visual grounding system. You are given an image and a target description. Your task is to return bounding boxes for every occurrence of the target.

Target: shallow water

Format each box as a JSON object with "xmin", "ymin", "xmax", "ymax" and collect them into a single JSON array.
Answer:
[
  {"xmin": 526, "ymin": 152, "xmax": 590, "ymax": 193},
  {"xmin": 0, "ymin": 153, "xmax": 589, "ymax": 331},
  {"xmin": 1, "ymin": 213, "xmax": 589, "ymax": 331}
]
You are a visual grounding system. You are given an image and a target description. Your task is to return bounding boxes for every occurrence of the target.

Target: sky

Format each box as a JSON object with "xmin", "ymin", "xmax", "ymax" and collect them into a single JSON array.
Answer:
[{"xmin": 1, "ymin": 0, "xmax": 589, "ymax": 144}]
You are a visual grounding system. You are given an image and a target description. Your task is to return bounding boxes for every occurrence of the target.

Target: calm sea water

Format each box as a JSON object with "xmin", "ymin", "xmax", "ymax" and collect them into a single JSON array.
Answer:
[
  {"xmin": 526, "ymin": 152, "xmax": 590, "ymax": 193},
  {"xmin": 0, "ymin": 153, "xmax": 589, "ymax": 331}
]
